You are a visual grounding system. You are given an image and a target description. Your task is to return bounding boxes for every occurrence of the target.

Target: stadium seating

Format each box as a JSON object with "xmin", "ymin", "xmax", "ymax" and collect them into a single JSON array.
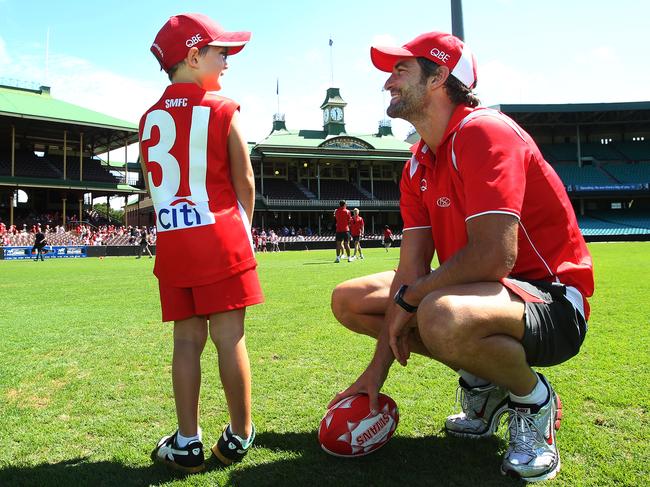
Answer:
[
  {"xmin": 0, "ymin": 150, "xmax": 61, "ymax": 178},
  {"xmin": 613, "ymin": 141, "xmax": 650, "ymax": 162},
  {"xmin": 47, "ymin": 155, "xmax": 121, "ymax": 183},
  {"xmin": 360, "ymin": 180, "xmax": 400, "ymax": 200},
  {"xmin": 256, "ymin": 178, "xmax": 309, "ymax": 199},
  {"xmin": 578, "ymin": 212, "xmax": 650, "ymax": 236},
  {"xmin": 602, "ymin": 163, "xmax": 650, "ymax": 184},
  {"xmin": 305, "ymin": 180, "xmax": 365, "ymax": 200},
  {"xmin": 551, "ymin": 164, "xmax": 615, "ymax": 186}
]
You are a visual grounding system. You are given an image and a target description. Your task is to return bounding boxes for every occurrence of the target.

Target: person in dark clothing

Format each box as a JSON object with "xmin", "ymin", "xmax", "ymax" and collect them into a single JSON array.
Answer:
[
  {"xmin": 136, "ymin": 229, "xmax": 153, "ymax": 259},
  {"xmin": 32, "ymin": 231, "xmax": 48, "ymax": 261}
]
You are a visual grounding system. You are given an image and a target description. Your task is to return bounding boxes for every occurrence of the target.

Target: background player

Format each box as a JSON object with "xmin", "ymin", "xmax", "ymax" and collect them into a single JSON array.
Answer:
[
  {"xmin": 350, "ymin": 208, "xmax": 364, "ymax": 260},
  {"xmin": 140, "ymin": 13, "xmax": 263, "ymax": 473},
  {"xmin": 333, "ymin": 200, "xmax": 352, "ymax": 263},
  {"xmin": 382, "ymin": 225, "xmax": 393, "ymax": 252}
]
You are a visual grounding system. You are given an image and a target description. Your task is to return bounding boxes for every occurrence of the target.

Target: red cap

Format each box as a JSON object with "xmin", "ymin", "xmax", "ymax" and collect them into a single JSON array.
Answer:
[
  {"xmin": 370, "ymin": 32, "xmax": 477, "ymax": 89},
  {"xmin": 151, "ymin": 13, "xmax": 251, "ymax": 71}
]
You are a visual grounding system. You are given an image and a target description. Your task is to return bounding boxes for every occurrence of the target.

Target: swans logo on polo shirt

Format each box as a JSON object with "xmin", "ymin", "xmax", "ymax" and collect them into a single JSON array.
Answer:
[
  {"xmin": 157, "ymin": 197, "xmax": 215, "ymax": 232},
  {"xmin": 437, "ymin": 197, "xmax": 451, "ymax": 208},
  {"xmin": 420, "ymin": 178, "xmax": 428, "ymax": 192}
]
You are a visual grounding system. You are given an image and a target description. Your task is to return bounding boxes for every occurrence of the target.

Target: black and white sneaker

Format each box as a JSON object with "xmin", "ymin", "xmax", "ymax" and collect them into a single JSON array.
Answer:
[
  {"xmin": 151, "ymin": 431, "xmax": 205, "ymax": 474},
  {"xmin": 211, "ymin": 423, "xmax": 255, "ymax": 465}
]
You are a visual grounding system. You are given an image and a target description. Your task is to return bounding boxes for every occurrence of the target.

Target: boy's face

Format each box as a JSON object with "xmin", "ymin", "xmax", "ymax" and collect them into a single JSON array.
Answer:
[{"xmin": 196, "ymin": 46, "xmax": 229, "ymax": 91}]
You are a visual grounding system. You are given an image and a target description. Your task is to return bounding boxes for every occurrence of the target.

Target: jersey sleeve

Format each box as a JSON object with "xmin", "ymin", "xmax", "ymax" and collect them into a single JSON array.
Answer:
[
  {"xmin": 399, "ymin": 158, "xmax": 430, "ymax": 230},
  {"xmin": 453, "ymin": 117, "xmax": 529, "ymax": 221}
]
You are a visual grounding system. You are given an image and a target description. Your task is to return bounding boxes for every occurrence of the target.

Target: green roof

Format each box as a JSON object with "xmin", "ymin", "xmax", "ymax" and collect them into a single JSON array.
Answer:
[
  {"xmin": 0, "ymin": 85, "xmax": 137, "ymax": 131},
  {"xmin": 254, "ymin": 129, "xmax": 412, "ymax": 153}
]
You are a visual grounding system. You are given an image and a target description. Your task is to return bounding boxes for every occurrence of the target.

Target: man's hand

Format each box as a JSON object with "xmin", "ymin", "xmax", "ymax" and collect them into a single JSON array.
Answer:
[
  {"xmin": 328, "ymin": 361, "xmax": 389, "ymax": 413},
  {"xmin": 387, "ymin": 302, "xmax": 415, "ymax": 366}
]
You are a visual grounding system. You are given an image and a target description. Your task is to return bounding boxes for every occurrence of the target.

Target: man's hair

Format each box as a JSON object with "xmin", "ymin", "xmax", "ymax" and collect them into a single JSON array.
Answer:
[
  {"xmin": 166, "ymin": 45, "xmax": 212, "ymax": 81},
  {"xmin": 339, "ymin": 200, "xmax": 346, "ymax": 207},
  {"xmin": 416, "ymin": 57, "xmax": 480, "ymax": 108}
]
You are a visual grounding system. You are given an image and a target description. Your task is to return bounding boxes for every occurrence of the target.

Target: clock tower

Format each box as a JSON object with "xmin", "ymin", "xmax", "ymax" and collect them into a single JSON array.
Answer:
[{"xmin": 320, "ymin": 87, "xmax": 347, "ymax": 136}]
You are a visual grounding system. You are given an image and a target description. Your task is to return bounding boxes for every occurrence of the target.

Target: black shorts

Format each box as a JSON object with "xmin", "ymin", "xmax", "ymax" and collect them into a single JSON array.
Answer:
[
  {"xmin": 383, "ymin": 237, "xmax": 392, "ymax": 244},
  {"xmin": 335, "ymin": 231, "xmax": 350, "ymax": 242},
  {"xmin": 351, "ymin": 235, "xmax": 361, "ymax": 244},
  {"xmin": 505, "ymin": 277, "xmax": 588, "ymax": 367}
]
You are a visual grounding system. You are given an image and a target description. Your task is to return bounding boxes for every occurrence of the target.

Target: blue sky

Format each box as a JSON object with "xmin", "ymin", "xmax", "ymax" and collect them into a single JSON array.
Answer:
[{"xmin": 1, "ymin": 0, "xmax": 649, "ymax": 157}]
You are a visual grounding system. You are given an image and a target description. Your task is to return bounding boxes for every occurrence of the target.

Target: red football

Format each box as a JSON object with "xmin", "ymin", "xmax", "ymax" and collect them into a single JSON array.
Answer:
[{"xmin": 318, "ymin": 393, "xmax": 399, "ymax": 457}]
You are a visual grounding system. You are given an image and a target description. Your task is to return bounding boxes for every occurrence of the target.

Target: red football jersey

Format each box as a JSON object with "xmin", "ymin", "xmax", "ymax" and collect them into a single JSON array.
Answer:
[
  {"xmin": 400, "ymin": 106, "xmax": 594, "ymax": 318},
  {"xmin": 139, "ymin": 83, "xmax": 256, "ymax": 287},
  {"xmin": 335, "ymin": 207, "xmax": 352, "ymax": 232},
  {"xmin": 350, "ymin": 216, "xmax": 364, "ymax": 237}
]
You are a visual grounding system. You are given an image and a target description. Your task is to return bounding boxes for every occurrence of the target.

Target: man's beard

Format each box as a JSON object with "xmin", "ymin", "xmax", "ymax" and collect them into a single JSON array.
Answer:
[{"xmin": 386, "ymin": 83, "xmax": 426, "ymax": 122}]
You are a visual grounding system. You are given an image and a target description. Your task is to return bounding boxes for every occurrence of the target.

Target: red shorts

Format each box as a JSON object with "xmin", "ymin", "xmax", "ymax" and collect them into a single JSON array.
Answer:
[{"xmin": 158, "ymin": 268, "xmax": 264, "ymax": 322}]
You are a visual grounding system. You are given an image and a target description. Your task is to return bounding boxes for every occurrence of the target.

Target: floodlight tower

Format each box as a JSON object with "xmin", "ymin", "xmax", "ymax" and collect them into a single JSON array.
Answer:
[{"xmin": 451, "ymin": 0, "xmax": 465, "ymax": 41}]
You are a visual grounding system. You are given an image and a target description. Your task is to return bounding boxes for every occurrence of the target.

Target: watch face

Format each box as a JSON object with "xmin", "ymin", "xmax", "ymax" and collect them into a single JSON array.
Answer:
[
  {"xmin": 331, "ymin": 107, "xmax": 343, "ymax": 121},
  {"xmin": 323, "ymin": 109, "xmax": 330, "ymax": 123}
]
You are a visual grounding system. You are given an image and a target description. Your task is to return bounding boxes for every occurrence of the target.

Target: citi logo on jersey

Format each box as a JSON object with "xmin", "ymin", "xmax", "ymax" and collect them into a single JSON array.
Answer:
[
  {"xmin": 437, "ymin": 197, "xmax": 451, "ymax": 208},
  {"xmin": 157, "ymin": 198, "xmax": 214, "ymax": 232}
]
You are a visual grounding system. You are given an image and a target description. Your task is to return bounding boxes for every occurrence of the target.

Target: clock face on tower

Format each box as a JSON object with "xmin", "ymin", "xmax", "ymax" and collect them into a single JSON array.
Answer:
[
  {"xmin": 323, "ymin": 109, "xmax": 330, "ymax": 123},
  {"xmin": 331, "ymin": 107, "xmax": 343, "ymax": 122}
]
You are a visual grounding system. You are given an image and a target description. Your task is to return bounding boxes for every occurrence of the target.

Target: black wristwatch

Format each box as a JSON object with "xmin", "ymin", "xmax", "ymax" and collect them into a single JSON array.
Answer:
[{"xmin": 394, "ymin": 284, "xmax": 418, "ymax": 313}]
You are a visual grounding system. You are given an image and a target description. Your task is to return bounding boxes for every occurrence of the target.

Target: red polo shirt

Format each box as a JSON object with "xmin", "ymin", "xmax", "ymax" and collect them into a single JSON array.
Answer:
[
  {"xmin": 350, "ymin": 216, "xmax": 364, "ymax": 237},
  {"xmin": 335, "ymin": 207, "xmax": 351, "ymax": 232},
  {"xmin": 400, "ymin": 105, "xmax": 594, "ymax": 318}
]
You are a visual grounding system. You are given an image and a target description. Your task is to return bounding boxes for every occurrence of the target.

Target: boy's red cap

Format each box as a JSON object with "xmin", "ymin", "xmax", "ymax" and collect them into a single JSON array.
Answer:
[
  {"xmin": 151, "ymin": 13, "xmax": 251, "ymax": 71},
  {"xmin": 370, "ymin": 32, "xmax": 477, "ymax": 89}
]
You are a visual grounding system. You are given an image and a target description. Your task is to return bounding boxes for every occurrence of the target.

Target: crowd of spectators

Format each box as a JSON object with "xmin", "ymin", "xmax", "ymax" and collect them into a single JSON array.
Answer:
[
  {"xmin": 1, "ymin": 216, "xmax": 397, "ymax": 250},
  {"xmin": 0, "ymin": 216, "xmax": 156, "ymax": 248}
]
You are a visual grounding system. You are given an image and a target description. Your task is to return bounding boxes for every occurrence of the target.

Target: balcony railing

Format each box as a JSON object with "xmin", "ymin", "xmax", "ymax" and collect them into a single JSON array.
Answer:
[{"xmin": 263, "ymin": 198, "xmax": 399, "ymax": 207}]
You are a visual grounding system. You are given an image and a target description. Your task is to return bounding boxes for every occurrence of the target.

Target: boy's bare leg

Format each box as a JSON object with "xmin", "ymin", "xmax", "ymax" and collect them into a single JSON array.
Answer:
[
  {"xmin": 173, "ymin": 316, "xmax": 208, "ymax": 437},
  {"xmin": 209, "ymin": 308, "xmax": 252, "ymax": 439}
]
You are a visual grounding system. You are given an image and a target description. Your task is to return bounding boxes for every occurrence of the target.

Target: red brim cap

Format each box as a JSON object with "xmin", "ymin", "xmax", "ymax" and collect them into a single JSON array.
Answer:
[
  {"xmin": 370, "ymin": 45, "xmax": 415, "ymax": 72},
  {"xmin": 207, "ymin": 31, "xmax": 251, "ymax": 56}
]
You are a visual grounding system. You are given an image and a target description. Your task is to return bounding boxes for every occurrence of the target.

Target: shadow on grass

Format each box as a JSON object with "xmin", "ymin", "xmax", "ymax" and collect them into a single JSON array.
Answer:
[
  {"xmin": 0, "ymin": 431, "xmax": 524, "ymax": 487},
  {"xmin": 232, "ymin": 430, "xmax": 524, "ymax": 487},
  {"xmin": 0, "ymin": 457, "xmax": 176, "ymax": 487}
]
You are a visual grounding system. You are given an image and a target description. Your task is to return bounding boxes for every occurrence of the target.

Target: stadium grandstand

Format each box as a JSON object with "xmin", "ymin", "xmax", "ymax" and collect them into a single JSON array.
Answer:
[
  {"xmin": 494, "ymin": 102, "xmax": 650, "ymax": 241},
  {"xmin": 127, "ymin": 87, "xmax": 412, "ymax": 243},
  {"xmin": 0, "ymin": 81, "xmax": 145, "ymax": 251},
  {"xmin": 130, "ymin": 92, "xmax": 650, "ymax": 244},
  {"xmin": 3, "ymin": 80, "xmax": 649, "ymax": 253}
]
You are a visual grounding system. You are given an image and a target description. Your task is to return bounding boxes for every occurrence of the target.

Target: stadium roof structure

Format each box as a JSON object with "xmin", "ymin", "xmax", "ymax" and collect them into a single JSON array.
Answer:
[
  {"xmin": 0, "ymin": 84, "xmax": 139, "ymax": 154},
  {"xmin": 252, "ymin": 121, "xmax": 412, "ymax": 162},
  {"xmin": 493, "ymin": 102, "xmax": 650, "ymax": 137},
  {"xmin": 0, "ymin": 84, "xmax": 143, "ymax": 196}
]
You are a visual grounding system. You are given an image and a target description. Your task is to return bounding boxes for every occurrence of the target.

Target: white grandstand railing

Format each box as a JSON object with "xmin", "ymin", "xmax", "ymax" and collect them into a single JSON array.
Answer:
[{"xmin": 265, "ymin": 198, "xmax": 399, "ymax": 207}]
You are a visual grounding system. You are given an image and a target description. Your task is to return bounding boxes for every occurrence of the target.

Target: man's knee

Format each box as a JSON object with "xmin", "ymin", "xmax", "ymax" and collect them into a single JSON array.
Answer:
[
  {"xmin": 417, "ymin": 292, "xmax": 472, "ymax": 362},
  {"xmin": 331, "ymin": 283, "xmax": 352, "ymax": 325}
]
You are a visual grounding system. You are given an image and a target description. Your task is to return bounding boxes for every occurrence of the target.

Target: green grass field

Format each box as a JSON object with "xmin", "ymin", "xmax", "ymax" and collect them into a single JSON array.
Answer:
[{"xmin": 0, "ymin": 243, "xmax": 648, "ymax": 486}]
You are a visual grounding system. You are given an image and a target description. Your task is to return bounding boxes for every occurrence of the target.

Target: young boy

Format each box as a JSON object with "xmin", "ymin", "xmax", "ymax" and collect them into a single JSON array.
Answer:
[
  {"xmin": 349, "ymin": 208, "xmax": 364, "ymax": 260},
  {"xmin": 139, "ymin": 13, "xmax": 263, "ymax": 473}
]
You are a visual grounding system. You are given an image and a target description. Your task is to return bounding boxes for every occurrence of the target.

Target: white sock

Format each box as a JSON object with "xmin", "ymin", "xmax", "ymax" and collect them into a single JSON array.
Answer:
[
  {"xmin": 176, "ymin": 428, "xmax": 201, "ymax": 448},
  {"xmin": 229, "ymin": 425, "xmax": 253, "ymax": 449},
  {"xmin": 458, "ymin": 369, "xmax": 490, "ymax": 388},
  {"xmin": 509, "ymin": 374, "xmax": 549, "ymax": 405}
]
